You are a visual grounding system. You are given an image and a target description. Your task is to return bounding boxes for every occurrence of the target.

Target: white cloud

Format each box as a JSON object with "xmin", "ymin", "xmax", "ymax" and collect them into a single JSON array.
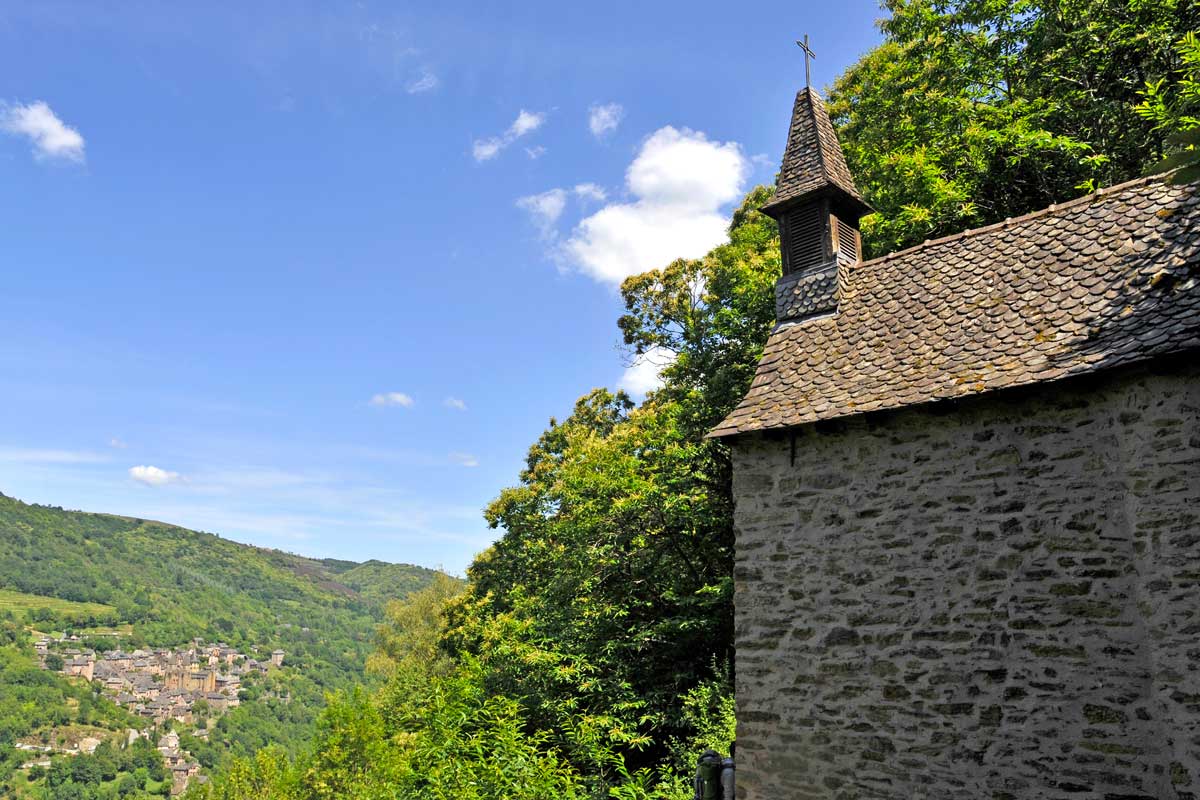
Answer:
[
  {"xmin": 369, "ymin": 392, "xmax": 414, "ymax": 408},
  {"xmin": 444, "ymin": 397, "xmax": 468, "ymax": 411},
  {"xmin": 564, "ymin": 127, "xmax": 748, "ymax": 285},
  {"xmin": 573, "ymin": 183, "xmax": 607, "ymax": 202},
  {"xmin": 406, "ymin": 68, "xmax": 439, "ymax": 94},
  {"xmin": 109, "ymin": 438, "xmax": 128, "ymax": 449},
  {"xmin": 589, "ymin": 102, "xmax": 624, "ymax": 138},
  {"xmin": 510, "ymin": 110, "xmax": 545, "ymax": 137},
  {"xmin": 449, "ymin": 452, "xmax": 479, "ymax": 468},
  {"xmin": 525, "ymin": 145, "xmax": 547, "ymax": 160},
  {"xmin": 1, "ymin": 101, "xmax": 85, "ymax": 163},
  {"xmin": 517, "ymin": 188, "xmax": 568, "ymax": 237},
  {"xmin": 473, "ymin": 109, "xmax": 546, "ymax": 162},
  {"xmin": 129, "ymin": 465, "xmax": 182, "ymax": 486},
  {"xmin": 472, "ymin": 138, "xmax": 503, "ymax": 161},
  {"xmin": 618, "ymin": 346, "xmax": 675, "ymax": 396}
]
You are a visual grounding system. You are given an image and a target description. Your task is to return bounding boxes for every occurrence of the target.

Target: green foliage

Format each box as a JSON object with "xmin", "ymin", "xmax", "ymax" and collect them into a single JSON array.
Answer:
[
  {"xmin": 18, "ymin": 738, "xmax": 173, "ymax": 799},
  {"xmin": 0, "ymin": 628, "xmax": 136, "ymax": 747},
  {"xmin": 0, "ymin": 625, "xmax": 150, "ymax": 797},
  {"xmin": 191, "ymin": 595, "xmax": 589, "ymax": 800},
  {"xmin": 1137, "ymin": 32, "xmax": 1200, "ymax": 182},
  {"xmin": 368, "ymin": 573, "xmax": 465, "ymax": 680},
  {"xmin": 828, "ymin": 0, "xmax": 1200, "ymax": 255},
  {"xmin": 336, "ymin": 560, "xmax": 452, "ymax": 610},
  {"xmin": 619, "ymin": 187, "xmax": 779, "ymax": 432}
]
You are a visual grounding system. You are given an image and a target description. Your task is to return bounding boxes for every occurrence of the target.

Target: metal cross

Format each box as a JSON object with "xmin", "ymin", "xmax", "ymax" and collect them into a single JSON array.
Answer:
[{"xmin": 796, "ymin": 35, "xmax": 816, "ymax": 88}]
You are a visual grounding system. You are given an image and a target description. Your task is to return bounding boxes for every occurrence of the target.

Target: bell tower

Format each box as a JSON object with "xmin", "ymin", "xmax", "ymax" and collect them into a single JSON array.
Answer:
[{"xmin": 760, "ymin": 87, "xmax": 872, "ymax": 323}]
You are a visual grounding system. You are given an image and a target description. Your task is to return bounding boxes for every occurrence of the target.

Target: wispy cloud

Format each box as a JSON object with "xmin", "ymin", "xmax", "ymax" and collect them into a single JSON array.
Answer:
[
  {"xmin": 588, "ymin": 102, "xmax": 624, "ymax": 138},
  {"xmin": 517, "ymin": 189, "xmax": 568, "ymax": 238},
  {"xmin": 473, "ymin": 109, "xmax": 546, "ymax": 162},
  {"xmin": 525, "ymin": 145, "xmax": 547, "ymax": 160},
  {"xmin": 1, "ymin": 101, "xmax": 86, "ymax": 163},
  {"xmin": 444, "ymin": 397, "xmax": 467, "ymax": 411},
  {"xmin": 574, "ymin": 183, "xmax": 607, "ymax": 202},
  {"xmin": 449, "ymin": 452, "xmax": 479, "ymax": 468},
  {"xmin": 109, "ymin": 438, "xmax": 128, "ymax": 449},
  {"xmin": 0, "ymin": 448, "xmax": 109, "ymax": 464},
  {"xmin": 129, "ymin": 465, "xmax": 183, "ymax": 486},
  {"xmin": 517, "ymin": 184, "xmax": 610, "ymax": 241},
  {"xmin": 369, "ymin": 391, "xmax": 414, "ymax": 408},
  {"xmin": 195, "ymin": 467, "xmax": 325, "ymax": 492},
  {"xmin": 405, "ymin": 68, "xmax": 439, "ymax": 94}
]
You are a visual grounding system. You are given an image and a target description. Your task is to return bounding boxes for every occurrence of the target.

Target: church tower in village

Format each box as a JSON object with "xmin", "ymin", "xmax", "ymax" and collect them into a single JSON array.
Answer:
[
  {"xmin": 758, "ymin": 88, "xmax": 871, "ymax": 322},
  {"xmin": 713, "ymin": 63, "xmax": 1200, "ymax": 800}
]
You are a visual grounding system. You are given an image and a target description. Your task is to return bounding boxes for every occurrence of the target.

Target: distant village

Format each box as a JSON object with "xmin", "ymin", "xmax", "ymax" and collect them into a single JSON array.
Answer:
[{"xmin": 31, "ymin": 635, "xmax": 285, "ymax": 795}]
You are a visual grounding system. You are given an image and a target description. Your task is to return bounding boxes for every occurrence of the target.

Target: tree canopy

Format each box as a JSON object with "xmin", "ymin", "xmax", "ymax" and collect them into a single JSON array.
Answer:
[{"xmin": 829, "ymin": 0, "xmax": 1199, "ymax": 256}]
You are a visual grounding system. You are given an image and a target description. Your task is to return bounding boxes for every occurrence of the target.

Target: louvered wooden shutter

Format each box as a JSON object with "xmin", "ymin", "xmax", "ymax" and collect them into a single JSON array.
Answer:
[
  {"xmin": 781, "ymin": 205, "xmax": 826, "ymax": 274},
  {"xmin": 835, "ymin": 216, "xmax": 859, "ymax": 265}
]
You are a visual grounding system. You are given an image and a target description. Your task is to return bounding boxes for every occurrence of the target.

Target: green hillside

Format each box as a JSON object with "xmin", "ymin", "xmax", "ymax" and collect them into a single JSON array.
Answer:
[
  {"xmin": 0, "ymin": 491, "xmax": 450, "ymax": 795},
  {"xmin": 0, "ymin": 493, "xmax": 441, "ymax": 663},
  {"xmin": 335, "ymin": 559, "xmax": 450, "ymax": 608}
]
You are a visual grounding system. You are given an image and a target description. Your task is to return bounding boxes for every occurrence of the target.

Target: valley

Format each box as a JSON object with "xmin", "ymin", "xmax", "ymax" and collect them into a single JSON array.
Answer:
[{"xmin": 0, "ymin": 492, "xmax": 448, "ymax": 798}]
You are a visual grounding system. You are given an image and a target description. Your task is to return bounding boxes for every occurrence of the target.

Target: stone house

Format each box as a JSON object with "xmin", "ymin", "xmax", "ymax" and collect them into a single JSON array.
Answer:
[
  {"xmin": 203, "ymin": 691, "xmax": 229, "ymax": 713},
  {"xmin": 711, "ymin": 87, "xmax": 1200, "ymax": 798},
  {"xmin": 171, "ymin": 762, "xmax": 201, "ymax": 796},
  {"xmin": 64, "ymin": 654, "xmax": 95, "ymax": 680}
]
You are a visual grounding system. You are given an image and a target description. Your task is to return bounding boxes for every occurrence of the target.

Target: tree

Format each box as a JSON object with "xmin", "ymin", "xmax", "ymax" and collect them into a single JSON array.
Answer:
[
  {"xmin": 1137, "ymin": 31, "xmax": 1200, "ymax": 181},
  {"xmin": 828, "ymin": 0, "xmax": 1200, "ymax": 256},
  {"xmin": 367, "ymin": 572, "xmax": 464, "ymax": 681},
  {"xmin": 619, "ymin": 187, "xmax": 780, "ymax": 433}
]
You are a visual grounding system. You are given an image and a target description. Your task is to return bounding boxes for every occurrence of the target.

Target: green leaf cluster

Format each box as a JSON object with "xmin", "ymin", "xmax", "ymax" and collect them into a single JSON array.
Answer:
[
  {"xmin": 1137, "ymin": 31, "xmax": 1200, "ymax": 181},
  {"xmin": 828, "ymin": 0, "xmax": 1199, "ymax": 255}
]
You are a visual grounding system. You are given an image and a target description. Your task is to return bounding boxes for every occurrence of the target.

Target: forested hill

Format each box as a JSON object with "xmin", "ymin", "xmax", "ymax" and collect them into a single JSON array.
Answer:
[
  {"xmin": 0, "ymin": 491, "xmax": 443, "ymax": 681},
  {"xmin": 0, "ymin": 491, "xmax": 451, "ymax": 796}
]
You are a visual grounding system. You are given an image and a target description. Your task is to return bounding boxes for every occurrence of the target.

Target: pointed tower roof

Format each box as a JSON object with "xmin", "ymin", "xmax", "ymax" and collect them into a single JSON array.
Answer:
[{"xmin": 760, "ymin": 87, "xmax": 871, "ymax": 219}]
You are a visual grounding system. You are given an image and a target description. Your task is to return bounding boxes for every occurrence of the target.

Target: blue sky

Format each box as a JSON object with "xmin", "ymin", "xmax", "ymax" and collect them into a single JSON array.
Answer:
[{"xmin": 0, "ymin": 1, "xmax": 881, "ymax": 574}]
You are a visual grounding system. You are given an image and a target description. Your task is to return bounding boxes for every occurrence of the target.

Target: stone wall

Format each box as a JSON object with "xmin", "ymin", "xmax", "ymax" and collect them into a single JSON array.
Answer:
[{"xmin": 730, "ymin": 355, "xmax": 1200, "ymax": 799}]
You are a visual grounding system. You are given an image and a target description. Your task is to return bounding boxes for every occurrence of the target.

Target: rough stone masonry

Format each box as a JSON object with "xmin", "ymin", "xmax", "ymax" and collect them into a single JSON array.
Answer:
[{"xmin": 731, "ymin": 357, "xmax": 1200, "ymax": 799}]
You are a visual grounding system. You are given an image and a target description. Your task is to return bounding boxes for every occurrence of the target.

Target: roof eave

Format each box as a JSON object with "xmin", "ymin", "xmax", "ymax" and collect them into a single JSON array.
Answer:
[{"xmin": 760, "ymin": 184, "xmax": 873, "ymax": 221}]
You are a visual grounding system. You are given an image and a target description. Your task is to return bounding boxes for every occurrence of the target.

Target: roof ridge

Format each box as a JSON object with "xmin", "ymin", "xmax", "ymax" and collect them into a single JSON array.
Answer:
[{"xmin": 853, "ymin": 172, "xmax": 1177, "ymax": 273}]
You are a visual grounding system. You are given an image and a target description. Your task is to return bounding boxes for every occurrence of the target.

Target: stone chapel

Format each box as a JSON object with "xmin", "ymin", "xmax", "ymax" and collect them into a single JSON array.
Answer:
[{"xmin": 711, "ymin": 87, "xmax": 1200, "ymax": 798}]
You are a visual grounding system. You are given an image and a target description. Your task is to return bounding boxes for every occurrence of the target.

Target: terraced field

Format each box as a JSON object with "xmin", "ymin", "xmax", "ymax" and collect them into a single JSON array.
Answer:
[{"xmin": 0, "ymin": 588, "xmax": 116, "ymax": 619}]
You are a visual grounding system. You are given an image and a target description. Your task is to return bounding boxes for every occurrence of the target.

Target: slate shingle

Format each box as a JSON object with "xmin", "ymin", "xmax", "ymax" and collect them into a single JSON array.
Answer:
[
  {"xmin": 761, "ymin": 88, "xmax": 868, "ymax": 216},
  {"xmin": 711, "ymin": 175, "xmax": 1200, "ymax": 438}
]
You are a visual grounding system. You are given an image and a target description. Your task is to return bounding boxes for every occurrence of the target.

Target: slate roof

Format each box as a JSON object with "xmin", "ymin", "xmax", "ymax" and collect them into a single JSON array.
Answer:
[
  {"xmin": 711, "ymin": 174, "xmax": 1200, "ymax": 437},
  {"xmin": 760, "ymin": 88, "xmax": 869, "ymax": 217}
]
